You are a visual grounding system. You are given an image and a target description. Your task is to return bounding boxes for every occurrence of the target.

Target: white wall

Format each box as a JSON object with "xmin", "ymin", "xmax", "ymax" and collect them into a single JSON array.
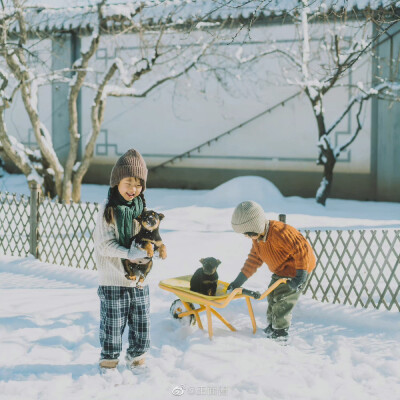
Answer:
[
  {"xmin": 1, "ymin": 22, "xmax": 373, "ymax": 179},
  {"xmin": 80, "ymin": 22, "xmax": 373, "ymax": 176}
]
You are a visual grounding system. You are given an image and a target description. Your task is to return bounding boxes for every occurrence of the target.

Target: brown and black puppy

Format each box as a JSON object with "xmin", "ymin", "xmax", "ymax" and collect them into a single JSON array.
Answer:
[
  {"xmin": 190, "ymin": 257, "xmax": 221, "ymax": 296},
  {"xmin": 134, "ymin": 210, "xmax": 167, "ymax": 259},
  {"xmin": 123, "ymin": 257, "xmax": 153, "ymax": 289}
]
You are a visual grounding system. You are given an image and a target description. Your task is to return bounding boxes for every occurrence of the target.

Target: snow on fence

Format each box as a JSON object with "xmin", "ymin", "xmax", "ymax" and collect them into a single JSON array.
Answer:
[{"xmin": 0, "ymin": 187, "xmax": 399, "ymax": 312}]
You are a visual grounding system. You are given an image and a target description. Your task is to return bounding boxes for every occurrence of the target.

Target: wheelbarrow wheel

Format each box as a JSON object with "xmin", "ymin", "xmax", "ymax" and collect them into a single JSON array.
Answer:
[{"xmin": 170, "ymin": 299, "xmax": 196, "ymax": 326}]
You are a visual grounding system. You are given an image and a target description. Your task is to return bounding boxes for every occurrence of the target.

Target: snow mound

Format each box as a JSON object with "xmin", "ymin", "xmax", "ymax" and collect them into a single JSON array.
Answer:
[{"xmin": 201, "ymin": 176, "xmax": 284, "ymax": 208}]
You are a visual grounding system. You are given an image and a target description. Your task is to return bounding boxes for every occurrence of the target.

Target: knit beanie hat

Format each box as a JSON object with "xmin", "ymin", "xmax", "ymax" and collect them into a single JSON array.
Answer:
[
  {"xmin": 110, "ymin": 149, "xmax": 148, "ymax": 189},
  {"xmin": 231, "ymin": 201, "xmax": 266, "ymax": 234}
]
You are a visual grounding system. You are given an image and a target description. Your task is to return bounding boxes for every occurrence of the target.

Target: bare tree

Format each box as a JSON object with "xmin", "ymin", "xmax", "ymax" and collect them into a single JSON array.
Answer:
[
  {"xmin": 210, "ymin": 0, "xmax": 400, "ymax": 205},
  {"xmin": 0, "ymin": 0, "xmax": 215, "ymax": 202}
]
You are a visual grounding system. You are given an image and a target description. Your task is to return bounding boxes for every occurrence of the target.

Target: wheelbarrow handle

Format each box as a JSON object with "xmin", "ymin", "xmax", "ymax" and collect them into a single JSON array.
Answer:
[
  {"xmin": 257, "ymin": 278, "xmax": 288, "ymax": 301},
  {"xmin": 241, "ymin": 288, "xmax": 261, "ymax": 299}
]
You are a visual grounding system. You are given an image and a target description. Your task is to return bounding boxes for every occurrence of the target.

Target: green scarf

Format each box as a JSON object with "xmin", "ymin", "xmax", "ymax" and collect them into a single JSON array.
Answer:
[{"xmin": 108, "ymin": 188, "xmax": 144, "ymax": 248}]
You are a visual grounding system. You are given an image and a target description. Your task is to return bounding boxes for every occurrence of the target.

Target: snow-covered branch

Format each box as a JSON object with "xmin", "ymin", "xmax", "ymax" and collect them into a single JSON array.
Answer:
[
  {"xmin": 236, "ymin": 46, "xmax": 303, "ymax": 70},
  {"xmin": 0, "ymin": 3, "xmax": 65, "ymax": 196},
  {"xmin": 0, "ymin": 75, "xmax": 43, "ymax": 186},
  {"xmin": 336, "ymin": 82, "xmax": 400, "ymax": 154},
  {"xmin": 106, "ymin": 41, "xmax": 214, "ymax": 99},
  {"xmin": 327, "ymin": 81, "xmax": 400, "ymax": 139}
]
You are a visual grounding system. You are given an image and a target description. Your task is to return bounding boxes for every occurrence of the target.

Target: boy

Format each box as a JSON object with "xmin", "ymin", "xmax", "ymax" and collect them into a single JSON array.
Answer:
[{"xmin": 228, "ymin": 201, "xmax": 316, "ymax": 340}]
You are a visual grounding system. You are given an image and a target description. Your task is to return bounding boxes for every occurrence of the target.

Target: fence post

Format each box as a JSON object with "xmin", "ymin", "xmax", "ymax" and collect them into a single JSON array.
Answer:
[
  {"xmin": 279, "ymin": 214, "xmax": 286, "ymax": 223},
  {"xmin": 29, "ymin": 182, "xmax": 40, "ymax": 258}
]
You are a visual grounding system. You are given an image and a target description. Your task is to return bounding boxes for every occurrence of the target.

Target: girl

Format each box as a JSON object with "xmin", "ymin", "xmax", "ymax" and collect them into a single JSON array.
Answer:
[{"xmin": 94, "ymin": 148, "xmax": 159, "ymax": 373}]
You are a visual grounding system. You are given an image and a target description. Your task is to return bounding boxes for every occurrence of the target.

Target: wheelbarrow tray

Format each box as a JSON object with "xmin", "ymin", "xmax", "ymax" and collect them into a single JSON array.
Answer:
[{"xmin": 159, "ymin": 275, "xmax": 286, "ymax": 339}]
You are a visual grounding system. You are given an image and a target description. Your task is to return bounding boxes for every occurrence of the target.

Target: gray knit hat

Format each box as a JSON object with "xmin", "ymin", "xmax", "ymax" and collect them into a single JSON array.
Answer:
[
  {"xmin": 110, "ymin": 149, "xmax": 148, "ymax": 189},
  {"xmin": 231, "ymin": 201, "xmax": 266, "ymax": 234}
]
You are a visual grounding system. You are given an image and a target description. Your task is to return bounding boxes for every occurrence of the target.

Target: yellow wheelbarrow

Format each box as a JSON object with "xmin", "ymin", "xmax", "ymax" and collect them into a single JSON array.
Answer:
[{"xmin": 159, "ymin": 275, "xmax": 287, "ymax": 340}]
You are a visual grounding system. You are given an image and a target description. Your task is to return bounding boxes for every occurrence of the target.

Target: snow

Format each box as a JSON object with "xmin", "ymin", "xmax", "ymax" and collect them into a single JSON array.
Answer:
[
  {"xmin": 308, "ymin": 86, "xmax": 318, "ymax": 100},
  {"xmin": 5, "ymin": 137, "xmax": 44, "ymax": 185},
  {"xmin": 30, "ymin": 77, "xmax": 46, "ymax": 114},
  {"xmin": 0, "ymin": 173, "xmax": 400, "ymax": 399},
  {"xmin": 72, "ymin": 162, "xmax": 81, "ymax": 173},
  {"xmin": 104, "ymin": 85, "xmax": 136, "ymax": 97},
  {"xmin": 313, "ymin": 102, "xmax": 323, "ymax": 115},
  {"xmin": 315, "ymin": 176, "xmax": 329, "ymax": 202},
  {"xmin": 195, "ymin": 21, "xmax": 220, "ymax": 29},
  {"xmin": 114, "ymin": 57, "xmax": 130, "ymax": 86},
  {"xmin": 9, "ymin": 1, "xmax": 391, "ymax": 35}
]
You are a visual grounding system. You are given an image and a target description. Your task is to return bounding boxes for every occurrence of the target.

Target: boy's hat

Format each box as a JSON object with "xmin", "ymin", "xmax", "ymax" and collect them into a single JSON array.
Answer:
[
  {"xmin": 110, "ymin": 149, "xmax": 148, "ymax": 189},
  {"xmin": 231, "ymin": 201, "xmax": 266, "ymax": 234}
]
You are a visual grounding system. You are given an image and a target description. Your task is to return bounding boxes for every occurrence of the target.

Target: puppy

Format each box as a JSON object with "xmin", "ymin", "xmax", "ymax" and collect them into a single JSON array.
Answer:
[
  {"xmin": 123, "ymin": 257, "xmax": 153, "ymax": 289},
  {"xmin": 190, "ymin": 257, "xmax": 221, "ymax": 296},
  {"xmin": 134, "ymin": 210, "xmax": 167, "ymax": 259}
]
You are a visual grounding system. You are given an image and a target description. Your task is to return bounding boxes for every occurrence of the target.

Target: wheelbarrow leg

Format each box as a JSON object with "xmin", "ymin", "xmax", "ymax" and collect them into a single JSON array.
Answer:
[
  {"xmin": 206, "ymin": 306, "xmax": 213, "ymax": 340},
  {"xmin": 210, "ymin": 308, "xmax": 236, "ymax": 332},
  {"xmin": 245, "ymin": 297, "xmax": 257, "ymax": 334},
  {"xmin": 182, "ymin": 301, "xmax": 204, "ymax": 330}
]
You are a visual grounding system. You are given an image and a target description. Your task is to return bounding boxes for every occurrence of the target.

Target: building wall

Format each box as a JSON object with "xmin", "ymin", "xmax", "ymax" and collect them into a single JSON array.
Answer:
[
  {"xmin": 373, "ymin": 25, "xmax": 400, "ymax": 202},
  {"xmin": 81, "ymin": 23, "xmax": 376, "ymax": 200},
  {"xmin": 84, "ymin": 162, "xmax": 376, "ymax": 201},
  {"xmin": 2, "ymin": 22, "xmax": 398, "ymax": 202}
]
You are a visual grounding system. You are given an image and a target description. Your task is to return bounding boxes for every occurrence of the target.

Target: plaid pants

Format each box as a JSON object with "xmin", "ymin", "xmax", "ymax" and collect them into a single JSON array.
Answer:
[{"xmin": 98, "ymin": 285, "xmax": 150, "ymax": 360}]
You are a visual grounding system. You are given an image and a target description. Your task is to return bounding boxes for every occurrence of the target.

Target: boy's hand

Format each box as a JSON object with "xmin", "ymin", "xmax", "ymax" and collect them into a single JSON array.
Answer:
[
  {"xmin": 226, "ymin": 285, "xmax": 234, "ymax": 294},
  {"xmin": 288, "ymin": 269, "xmax": 308, "ymax": 292},
  {"xmin": 227, "ymin": 272, "xmax": 248, "ymax": 292}
]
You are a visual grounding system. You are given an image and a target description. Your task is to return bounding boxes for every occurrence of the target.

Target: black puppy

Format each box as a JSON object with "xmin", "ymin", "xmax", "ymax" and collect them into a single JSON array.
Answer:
[
  {"xmin": 134, "ymin": 210, "xmax": 167, "ymax": 259},
  {"xmin": 123, "ymin": 257, "xmax": 153, "ymax": 289},
  {"xmin": 190, "ymin": 257, "xmax": 221, "ymax": 296}
]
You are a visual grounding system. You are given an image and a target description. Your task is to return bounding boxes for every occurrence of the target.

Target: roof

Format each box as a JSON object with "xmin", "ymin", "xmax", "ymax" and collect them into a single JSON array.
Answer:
[{"xmin": 5, "ymin": 1, "xmax": 399, "ymax": 34}]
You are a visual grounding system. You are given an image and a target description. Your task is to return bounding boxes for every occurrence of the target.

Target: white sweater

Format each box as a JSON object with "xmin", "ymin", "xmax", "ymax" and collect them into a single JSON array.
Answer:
[{"xmin": 93, "ymin": 202, "xmax": 147, "ymax": 287}]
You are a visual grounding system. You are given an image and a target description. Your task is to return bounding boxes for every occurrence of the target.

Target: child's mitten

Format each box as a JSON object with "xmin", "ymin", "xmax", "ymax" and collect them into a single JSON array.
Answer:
[
  {"xmin": 288, "ymin": 269, "xmax": 308, "ymax": 292},
  {"xmin": 227, "ymin": 272, "xmax": 248, "ymax": 292}
]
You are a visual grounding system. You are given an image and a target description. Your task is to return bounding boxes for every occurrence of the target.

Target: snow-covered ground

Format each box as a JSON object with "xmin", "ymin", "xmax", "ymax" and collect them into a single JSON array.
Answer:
[{"xmin": 1, "ymin": 173, "xmax": 399, "ymax": 400}]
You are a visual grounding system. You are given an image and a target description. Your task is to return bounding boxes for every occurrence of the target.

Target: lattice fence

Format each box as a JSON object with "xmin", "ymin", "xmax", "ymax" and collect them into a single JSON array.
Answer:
[
  {"xmin": 0, "ymin": 192, "xmax": 30, "ymax": 257},
  {"xmin": 0, "ymin": 188, "xmax": 399, "ymax": 312},
  {"xmin": 37, "ymin": 197, "xmax": 99, "ymax": 270},
  {"xmin": 301, "ymin": 229, "xmax": 400, "ymax": 312},
  {"xmin": 0, "ymin": 188, "xmax": 99, "ymax": 269}
]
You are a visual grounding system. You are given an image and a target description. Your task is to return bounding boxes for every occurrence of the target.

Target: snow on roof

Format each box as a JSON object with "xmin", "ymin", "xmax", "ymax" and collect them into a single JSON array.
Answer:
[{"xmin": 5, "ymin": 1, "xmax": 398, "ymax": 34}]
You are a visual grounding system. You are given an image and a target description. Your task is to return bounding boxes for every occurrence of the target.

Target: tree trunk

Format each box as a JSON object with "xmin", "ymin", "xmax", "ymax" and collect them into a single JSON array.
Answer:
[
  {"xmin": 42, "ymin": 172, "xmax": 57, "ymax": 199},
  {"xmin": 316, "ymin": 152, "xmax": 336, "ymax": 206},
  {"xmin": 308, "ymin": 94, "xmax": 338, "ymax": 206}
]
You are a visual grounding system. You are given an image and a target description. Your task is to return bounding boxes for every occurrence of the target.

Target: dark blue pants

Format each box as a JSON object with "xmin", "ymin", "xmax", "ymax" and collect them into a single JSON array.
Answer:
[{"xmin": 98, "ymin": 285, "xmax": 150, "ymax": 360}]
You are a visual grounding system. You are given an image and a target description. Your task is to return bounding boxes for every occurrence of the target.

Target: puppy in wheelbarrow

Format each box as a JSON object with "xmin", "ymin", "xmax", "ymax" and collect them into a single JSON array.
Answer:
[{"xmin": 228, "ymin": 201, "xmax": 316, "ymax": 341}]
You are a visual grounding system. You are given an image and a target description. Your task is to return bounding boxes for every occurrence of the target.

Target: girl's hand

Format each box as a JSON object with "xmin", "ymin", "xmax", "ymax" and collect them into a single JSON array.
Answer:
[
  {"xmin": 128, "ymin": 241, "xmax": 147, "ymax": 260},
  {"xmin": 128, "ymin": 257, "xmax": 151, "ymax": 265},
  {"xmin": 159, "ymin": 244, "xmax": 167, "ymax": 260}
]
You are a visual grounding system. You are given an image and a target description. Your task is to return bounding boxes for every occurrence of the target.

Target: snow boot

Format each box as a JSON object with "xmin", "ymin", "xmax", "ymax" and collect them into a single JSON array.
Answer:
[
  {"xmin": 126, "ymin": 354, "xmax": 147, "ymax": 374},
  {"xmin": 99, "ymin": 358, "xmax": 119, "ymax": 369},
  {"xmin": 263, "ymin": 324, "xmax": 273, "ymax": 336},
  {"xmin": 264, "ymin": 326, "xmax": 289, "ymax": 341},
  {"xmin": 99, "ymin": 359, "xmax": 122, "ymax": 385}
]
